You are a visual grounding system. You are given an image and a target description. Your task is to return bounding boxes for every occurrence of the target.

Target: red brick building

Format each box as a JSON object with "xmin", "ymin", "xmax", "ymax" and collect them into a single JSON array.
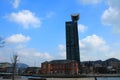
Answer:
[{"xmin": 41, "ymin": 60, "xmax": 78, "ymax": 75}]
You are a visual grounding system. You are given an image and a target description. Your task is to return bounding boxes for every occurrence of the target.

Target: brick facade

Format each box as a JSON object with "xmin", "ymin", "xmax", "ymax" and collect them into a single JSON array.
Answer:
[{"xmin": 41, "ymin": 60, "xmax": 78, "ymax": 75}]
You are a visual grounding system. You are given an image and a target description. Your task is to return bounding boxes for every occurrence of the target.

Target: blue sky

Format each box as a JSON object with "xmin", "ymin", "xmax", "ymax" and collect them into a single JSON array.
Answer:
[{"xmin": 0, "ymin": 0, "xmax": 120, "ymax": 67}]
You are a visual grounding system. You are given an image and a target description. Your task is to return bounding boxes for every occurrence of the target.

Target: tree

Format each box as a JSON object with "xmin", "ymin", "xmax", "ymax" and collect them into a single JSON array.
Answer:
[{"xmin": 11, "ymin": 54, "xmax": 18, "ymax": 80}]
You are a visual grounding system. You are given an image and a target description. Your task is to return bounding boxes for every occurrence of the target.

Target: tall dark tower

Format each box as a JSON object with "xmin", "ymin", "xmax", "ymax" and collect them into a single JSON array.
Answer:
[{"xmin": 66, "ymin": 14, "xmax": 80, "ymax": 63}]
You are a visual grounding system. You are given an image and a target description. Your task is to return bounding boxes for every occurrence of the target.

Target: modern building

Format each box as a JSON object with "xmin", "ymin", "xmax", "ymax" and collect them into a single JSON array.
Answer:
[
  {"xmin": 0, "ymin": 62, "xmax": 11, "ymax": 68},
  {"xmin": 40, "ymin": 14, "xmax": 80, "ymax": 75},
  {"xmin": 0, "ymin": 62, "xmax": 11, "ymax": 73},
  {"xmin": 41, "ymin": 60, "xmax": 78, "ymax": 75},
  {"xmin": 65, "ymin": 14, "xmax": 80, "ymax": 63},
  {"xmin": 24, "ymin": 67, "xmax": 40, "ymax": 74}
]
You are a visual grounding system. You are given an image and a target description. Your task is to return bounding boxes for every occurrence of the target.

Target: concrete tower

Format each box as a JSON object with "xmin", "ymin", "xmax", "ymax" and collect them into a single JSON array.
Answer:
[{"xmin": 66, "ymin": 14, "xmax": 80, "ymax": 63}]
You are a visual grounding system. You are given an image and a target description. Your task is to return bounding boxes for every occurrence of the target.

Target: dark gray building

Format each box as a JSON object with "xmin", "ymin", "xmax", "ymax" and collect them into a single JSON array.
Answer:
[{"xmin": 65, "ymin": 14, "xmax": 80, "ymax": 63}]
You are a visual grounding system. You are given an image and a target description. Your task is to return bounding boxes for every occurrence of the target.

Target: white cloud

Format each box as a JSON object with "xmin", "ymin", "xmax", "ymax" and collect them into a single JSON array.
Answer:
[
  {"xmin": 0, "ymin": 45, "xmax": 53, "ymax": 66},
  {"xmin": 12, "ymin": 0, "xmax": 20, "ymax": 8},
  {"xmin": 106, "ymin": 51, "xmax": 120, "ymax": 60},
  {"xmin": 5, "ymin": 34, "xmax": 30, "ymax": 44},
  {"xmin": 81, "ymin": 55, "xmax": 98, "ymax": 61},
  {"xmin": 80, "ymin": 34, "xmax": 109, "ymax": 53},
  {"xmin": 107, "ymin": 0, "xmax": 120, "ymax": 9},
  {"xmin": 46, "ymin": 12, "xmax": 55, "ymax": 18},
  {"xmin": 80, "ymin": 34, "xmax": 109, "ymax": 61},
  {"xmin": 34, "ymin": 52, "xmax": 53, "ymax": 60},
  {"xmin": 58, "ymin": 44, "xmax": 66, "ymax": 51},
  {"xmin": 101, "ymin": 0, "xmax": 120, "ymax": 34},
  {"xmin": 6, "ymin": 10, "xmax": 41, "ymax": 29},
  {"xmin": 1, "ymin": 34, "xmax": 54, "ymax": 66},
  {"xmin": 57, "ymin": 35, "xmax": 110, "ymax": 61},
  {"xmin": 58, "ymin": 44, "xmax": 66, "ymax": 59},
  {"xmin": 16, "ymin": 48, "xmax": 53, "ymax": 66},
  {"xmin": 16, "ymin": 44, "xmax": 26, "ymax": 49},
  {"xmin": 79, "ymin": 0, "xmax": 102, "ymax": 4},
  {"xmin": 78, "ymin": 24, "xmax": 87, "ymax": 33}
]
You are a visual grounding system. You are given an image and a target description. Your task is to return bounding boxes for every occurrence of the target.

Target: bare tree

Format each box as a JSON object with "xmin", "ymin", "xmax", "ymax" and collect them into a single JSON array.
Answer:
[{"xmin": 11, "ymin": 54, "xmax": 18, "ymax": 80}]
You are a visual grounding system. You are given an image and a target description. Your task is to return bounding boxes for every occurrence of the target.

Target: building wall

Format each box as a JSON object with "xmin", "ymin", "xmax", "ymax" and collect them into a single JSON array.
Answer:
[
  {"xmin": 66, "ymin": 21, "xmax": 80, "ymax": 63},
  {"xmin": 47, "ymin": 78, "xmax": 95, "ymax": 80},
  {"xmin": 41, "ymin": 61, "xmax": 78, "ymax": 75}
]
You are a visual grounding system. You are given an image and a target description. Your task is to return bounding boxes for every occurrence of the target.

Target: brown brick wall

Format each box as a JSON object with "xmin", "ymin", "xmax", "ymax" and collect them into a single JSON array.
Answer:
[{"xmin": 41, "ymin": 61, "xmax": 78, "ymax": 75}]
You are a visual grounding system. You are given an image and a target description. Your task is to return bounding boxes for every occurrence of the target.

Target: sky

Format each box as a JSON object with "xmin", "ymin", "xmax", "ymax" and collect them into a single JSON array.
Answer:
[{"xmin": 0, "ymin": 0, "xmax": 120, "ymax": 67}]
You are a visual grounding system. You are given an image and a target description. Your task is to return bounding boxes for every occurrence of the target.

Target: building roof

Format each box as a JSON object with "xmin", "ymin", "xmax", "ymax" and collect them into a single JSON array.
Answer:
[
  {"xmin": 0, "ymin": 62, "xmax": 11, "ymax": 68},
  {"xmin": 43, "ymin": 60, "xmax": 77, "ymax": 64}
]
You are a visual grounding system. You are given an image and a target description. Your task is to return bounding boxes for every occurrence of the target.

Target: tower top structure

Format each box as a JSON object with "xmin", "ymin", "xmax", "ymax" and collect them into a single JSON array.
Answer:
[{"xmin": 71, "ymin": 14, "xmax": 80, "ymax": 22}]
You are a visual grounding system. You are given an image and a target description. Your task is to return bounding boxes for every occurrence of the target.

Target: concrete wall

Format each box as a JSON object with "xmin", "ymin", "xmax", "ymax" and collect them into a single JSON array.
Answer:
[
  {"xmin": 0, "ymin": 77, "xmax": 95, "ymax": 80},
  {"xmin": 47, "ymin": 78, "xmax": 95, "ymax": 80},
  {"xmin": 0, "ymin": 77, "xmax": 28, "ymax": 80}
]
